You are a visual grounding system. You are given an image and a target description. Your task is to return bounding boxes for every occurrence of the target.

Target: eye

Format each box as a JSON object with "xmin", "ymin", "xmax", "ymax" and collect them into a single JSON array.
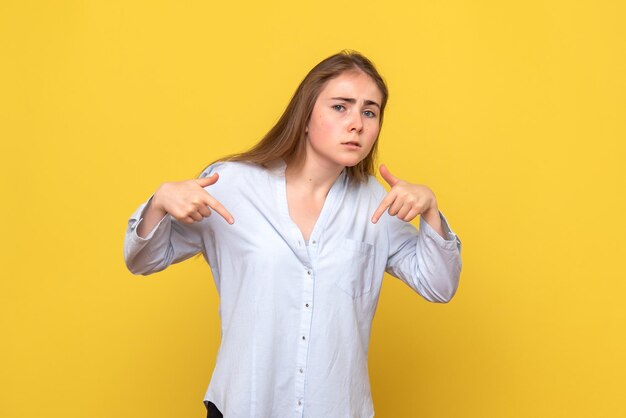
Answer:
[
  {"xmin": 332, "ymin": 104, "xmax": 346, "ymax": 112},
  {"xmin": 363, "ymin": 110, "xmax": 377, "ymax": 118}
]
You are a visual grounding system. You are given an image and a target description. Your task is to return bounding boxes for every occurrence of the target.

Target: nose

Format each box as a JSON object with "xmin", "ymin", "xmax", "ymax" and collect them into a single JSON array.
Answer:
[{"xmin": 348, "ymin": 112, "xmax": 363, "ymax": 133}]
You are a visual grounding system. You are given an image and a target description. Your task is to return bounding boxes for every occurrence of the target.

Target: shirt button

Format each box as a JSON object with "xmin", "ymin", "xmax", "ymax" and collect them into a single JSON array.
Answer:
[
  {"xmin": 299, "ymin": 368, "xmax": 304, "ymax": 373},
  {"xmin": 311, "ymin": 240, "xmax": 316, "ymax": 245},
  {"xmin": 307, "ymin": 270, "xmax": 311, "ymax": 275},
  {"xmin": 305, "ymin": 303, "xmax": 309, "ymax": 308},
  {"xmin": 302, "ymin": 336, "xmax": 306, "ymax": 340},
  {"xmin": 298, "ymin": 400, "xmax": 302, "ymax": 406}
]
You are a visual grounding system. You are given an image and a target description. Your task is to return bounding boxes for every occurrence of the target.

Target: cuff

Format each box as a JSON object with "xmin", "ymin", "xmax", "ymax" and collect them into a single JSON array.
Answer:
[
  {"xmin": 127, "ymin": 196, "xmax": 170, "ymax": 242},
  {"xmin": 419, "ymin": 210, "xmax": 462, "ymax": 252}
]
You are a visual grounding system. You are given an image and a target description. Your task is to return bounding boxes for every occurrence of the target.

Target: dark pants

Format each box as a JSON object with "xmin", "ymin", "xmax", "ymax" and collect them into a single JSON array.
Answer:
[{"xmin": 206, "ymin": 401, "xmax": 223, "ymax": 418}]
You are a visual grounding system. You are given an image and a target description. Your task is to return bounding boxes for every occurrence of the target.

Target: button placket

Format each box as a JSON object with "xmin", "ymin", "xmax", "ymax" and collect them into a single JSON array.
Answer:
[{"xmin": 295, "ymin": 263, "xmax": 314, "ymax": 414}]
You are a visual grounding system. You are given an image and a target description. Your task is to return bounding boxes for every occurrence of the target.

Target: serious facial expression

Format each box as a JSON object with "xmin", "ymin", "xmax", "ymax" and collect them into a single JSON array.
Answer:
[{"xmin": 305, "ymin": 70, "xmax": 383, "ymax": 171}]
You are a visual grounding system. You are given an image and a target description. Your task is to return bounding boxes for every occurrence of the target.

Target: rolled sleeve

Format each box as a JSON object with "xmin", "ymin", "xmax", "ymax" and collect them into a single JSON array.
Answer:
[
  {"xmin": 386, "ymin": 211, "xmax": 462, "ymax": 303},
  {"xmin": 123, "ymin": 198, "xmax": 204, "ymax": 275},
  {"xmin": 419, "ymin": 210, "xmax": 462, "ymax": 253}
]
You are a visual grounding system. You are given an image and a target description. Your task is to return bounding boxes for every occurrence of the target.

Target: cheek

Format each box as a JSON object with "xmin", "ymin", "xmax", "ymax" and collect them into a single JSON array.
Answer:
[
  {"xmin": 365, "ymin": 125, "xmax": 380, "ymax": 142},
  {"xmin": 362, "ymin": 129, "xmax": 380, "ymax": 153},
  {"xmin": 310, "ymin": 118, "xmax": 333, "ymax": 139}
]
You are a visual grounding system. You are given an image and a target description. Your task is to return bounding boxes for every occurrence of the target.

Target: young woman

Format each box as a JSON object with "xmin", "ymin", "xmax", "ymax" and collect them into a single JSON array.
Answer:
[{"xmin": 124, "ymin": 51, "xmax": 462, "ymax": 418}]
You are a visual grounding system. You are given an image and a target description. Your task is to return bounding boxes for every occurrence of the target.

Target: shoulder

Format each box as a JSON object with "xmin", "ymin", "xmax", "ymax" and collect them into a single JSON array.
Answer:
[
  {"xmin": 358, "ymin": 174, "xmax": 387, "ymax": 201},
  {"xmin": 196, "ymin": 161, "xmax": 272, "ymax": 203},
  {"xmin": 199, "ymin": 161, "xmax": 270, "ymax": 182},
  {"xmin": 344, "ymin": 174, "xmax": 387, "ymax": 206}
]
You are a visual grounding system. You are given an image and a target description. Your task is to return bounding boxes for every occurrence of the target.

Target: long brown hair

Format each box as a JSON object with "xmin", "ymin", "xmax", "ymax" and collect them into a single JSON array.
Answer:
[{"xmin": 214, "ymin": 50, "xmax": 388, "ymax": 182}]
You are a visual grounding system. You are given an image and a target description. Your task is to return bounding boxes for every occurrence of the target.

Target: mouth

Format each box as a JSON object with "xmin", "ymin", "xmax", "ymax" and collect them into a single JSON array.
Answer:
[{"xmin": 341, "ymin": 141, "xmax": 362, "ymax": 148}]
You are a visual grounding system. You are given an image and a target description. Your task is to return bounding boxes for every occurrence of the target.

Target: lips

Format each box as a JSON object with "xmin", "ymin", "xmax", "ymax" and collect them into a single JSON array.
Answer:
[{"xmin": 341, "ymin": 141, "xmax": 361, "ymax": 148}]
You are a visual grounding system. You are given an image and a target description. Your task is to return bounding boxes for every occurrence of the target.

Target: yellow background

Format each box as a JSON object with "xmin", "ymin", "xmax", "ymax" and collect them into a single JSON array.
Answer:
[{"xmin": 1, "ymin": 1, "xmax": 624, "ymax": 417}]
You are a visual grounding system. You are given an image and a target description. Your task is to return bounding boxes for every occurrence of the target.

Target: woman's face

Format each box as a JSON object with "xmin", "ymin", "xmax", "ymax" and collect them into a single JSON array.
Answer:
[{"xmin": 305, "ymin": 70, "xmax": 383, "ymax": 171}]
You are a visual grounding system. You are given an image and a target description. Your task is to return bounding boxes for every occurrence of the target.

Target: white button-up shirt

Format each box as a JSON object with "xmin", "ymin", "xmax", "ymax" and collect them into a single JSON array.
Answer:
[{"xmin": 124, "ymin": 161, "xmax": 462, "ymax": 418}]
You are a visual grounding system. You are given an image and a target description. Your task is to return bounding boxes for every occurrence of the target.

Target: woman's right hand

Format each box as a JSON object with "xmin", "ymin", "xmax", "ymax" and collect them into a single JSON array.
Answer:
[{"xmin": 152, "ymin": 173, "xmax": 234, "ymax": 225}]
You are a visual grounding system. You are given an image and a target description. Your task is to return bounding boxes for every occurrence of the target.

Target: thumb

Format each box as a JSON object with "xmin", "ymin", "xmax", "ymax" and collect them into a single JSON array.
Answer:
[
  {"xmin": 379, "ymin": 164, "xmax": 399, "ymax": 187},
  {"xmin": 196, "ymin": 172, "xmax": 219, "ymax": 188}
]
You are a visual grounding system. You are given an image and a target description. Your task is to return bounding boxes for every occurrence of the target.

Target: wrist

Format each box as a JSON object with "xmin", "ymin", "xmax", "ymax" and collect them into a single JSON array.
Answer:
[
  {"xmin": 422, "ymin": 205, "xmax": 439, "ymax": 219},
  {"xmin": 421, "ymin": 206, "xmax": 446, "ymax": 238},
  {"xmin": 151, "ymin": 186, "xmax": 169, "ymax": 216}
]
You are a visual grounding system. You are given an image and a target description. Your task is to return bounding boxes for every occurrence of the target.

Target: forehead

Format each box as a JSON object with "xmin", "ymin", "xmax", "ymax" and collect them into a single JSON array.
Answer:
[{"xmin": 318, "ymin": 71, "xmax": 383, "ymax": 102}]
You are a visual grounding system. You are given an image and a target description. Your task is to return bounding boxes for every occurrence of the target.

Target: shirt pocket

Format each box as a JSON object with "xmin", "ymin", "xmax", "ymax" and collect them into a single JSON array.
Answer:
[{"xmin": 334, "ymin": 238, "xmax": 375, "ymax": 298}]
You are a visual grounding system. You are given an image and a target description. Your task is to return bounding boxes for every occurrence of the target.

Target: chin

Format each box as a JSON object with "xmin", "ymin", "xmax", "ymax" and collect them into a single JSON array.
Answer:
[
  {"xmin": 343, "ymin": 155, "xmax": 367, "ymax": 168},
  {"xmin": 336, "ymin": 158, "xmax": 362, "ymax": 168}
]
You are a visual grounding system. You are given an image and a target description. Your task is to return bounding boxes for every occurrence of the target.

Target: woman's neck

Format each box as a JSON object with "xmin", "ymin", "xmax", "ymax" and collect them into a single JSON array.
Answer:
[{"xmin": 285, "ymin": 158, "xmax": 344, "ymax": 197}]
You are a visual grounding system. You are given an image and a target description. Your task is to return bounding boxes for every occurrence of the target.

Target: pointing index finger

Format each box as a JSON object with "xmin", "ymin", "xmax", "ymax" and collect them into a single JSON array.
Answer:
[
  {"xmin": 371, "ymin": 192, "xmax": 395, "ymax": 224},
  {"xmin": 208, "ymin": 197, "xmax": 234, "ymax": 224},
  {"xmin": 197, "ymin": 172, "xmax": 234, "ymax": 224}
]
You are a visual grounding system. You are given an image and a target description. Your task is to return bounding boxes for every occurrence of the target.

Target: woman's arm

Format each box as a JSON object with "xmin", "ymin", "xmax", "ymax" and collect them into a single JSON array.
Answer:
[
  {"xmin": 124, "ymin": 171, "xmax": 233, "ymax": 275},
  {"xmin": 385, "ymin": 212, "xmax": 462, "ymax": 303},
  {"xmin": 372, "ymin": 164, "xmax": 462, "ymax": 302}
]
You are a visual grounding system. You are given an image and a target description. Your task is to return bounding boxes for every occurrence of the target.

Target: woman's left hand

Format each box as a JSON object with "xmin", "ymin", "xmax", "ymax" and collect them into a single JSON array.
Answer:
[{"xmin": 371, "ymin": 164, "xmax": 439, "ymax": 224}]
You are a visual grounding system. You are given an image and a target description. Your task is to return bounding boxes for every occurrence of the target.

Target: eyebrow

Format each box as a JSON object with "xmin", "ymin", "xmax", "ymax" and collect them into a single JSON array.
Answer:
[{"xmin": 330, "ymin": 97, "xmax": 381, "ymax": 109}]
